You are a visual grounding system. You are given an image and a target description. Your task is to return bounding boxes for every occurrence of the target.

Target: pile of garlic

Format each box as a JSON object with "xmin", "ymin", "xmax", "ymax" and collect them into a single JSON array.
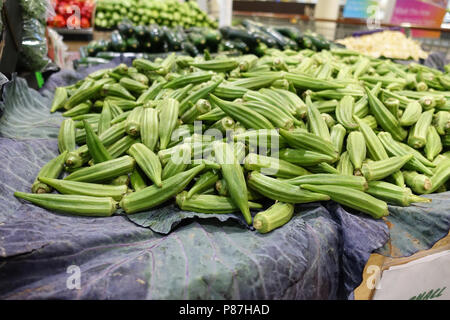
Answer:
[{"xmin": 336, "ymin": 30, "xmax": 429, "ymax": 61}]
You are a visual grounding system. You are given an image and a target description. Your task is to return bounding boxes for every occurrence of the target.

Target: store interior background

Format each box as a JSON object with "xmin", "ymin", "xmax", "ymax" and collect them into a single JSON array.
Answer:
[{"xmin": 61, "ymin": 0, "xmax": 450, "ymax": 66}]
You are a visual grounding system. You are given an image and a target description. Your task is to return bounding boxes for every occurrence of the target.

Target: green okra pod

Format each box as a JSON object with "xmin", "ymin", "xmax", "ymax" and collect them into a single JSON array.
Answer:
[
  {"xmin": 125, "ymin": 106, "xmax": 144, "ymax": 137},
  {"xmin": 97, "ymin": 100, "xmax": 113, "ymax": 136},
  {"xmin": 330, "ymin": 124, "xmax": 346, "ymax": 154},
  {"xmin": 162, "ymin": 144, "xmax": 191, "ymax": 180},
  {"xmin": 84, "ymin": 120, "xmax": 112, "ymax": 164},
  {"xmin": 120, "ymin": 164, "xmax": 205, "ymax": 214},
  {"xmin": 129, "ymin": 168, "xmax": 147, "ymax": 192},
  {"xmin": 140, "ymin": 107, "xmax": 159, "ymax": 151},
  {"xmin": 253, "ymin": 202, "xmax": 294, "ymax": 234},
  {"xmin": 243, "ymin": 153, "xmax": 310, "ymax": 178},
  {"xmin": 50, "ymin": 87, "xmax": 68, "ymax": 113},
  {"xmin": 213, "ymin": 141, "xmax": 252, "ymax": 225},
  {"xmin": 285, "ymin": 173, "xmax": 368, "ymax": 191},
  {"xmin": 407, "ymin": 109, "xmax": 434, "ymax": 149},
  {"xmin": 361, "ymin": 154, "xmax": 413, "ymax": 181},
  {"xmin": 32, "ymin": 151, "xmax": 68, "ymax": 194},
  {"xmin": 176, "ymin": 191, "xmax": 262, "ymax": 214},
  {"xmin": 14, "ymin": 192, "xmax": 117, "ymax": 217},
  {"xmin": 64, "ymin": 156, "xmax": 135, "ymax": 183},
  {"xmin": 403, "ymin": 171, "xmax": 433, "ymax": 195},
  {"xmin": 347, "ymin": 131, "xmax": 366, "ymax": 171},
  {"xmin": 279, "ymin": 128, "xmax": 338, "ymax": 160},
  {"xmin": 336, "ymin": 151, "xmax": 354, "ymax": 176},
  {"xmin": 58, "ymin": 118, "xmax": 76, "ymax": 154},
  {"xmin": 127, "ymin": 143, "xmax": 162, "ymax": 187},
  {"xmin": 300, "ymin": 184, "xmax": 388, "ymax": 219},
  {"xmin": 186, "ymin": 170, "xmax": 219, "ymax": 198},
  {"xmin": 247, "ymin": 171, "xmax": 330, "ymax": 204},
  {"xmin": 158, "ymin": 98, "xmax": 180, "ymax": 150},
  {"xmin": 38, "ymin": 177, "xmax": 128, "ymax": 201},
  {"xmin": 366, "ymin": 181, "xmax": 430, "ymax": 207}
]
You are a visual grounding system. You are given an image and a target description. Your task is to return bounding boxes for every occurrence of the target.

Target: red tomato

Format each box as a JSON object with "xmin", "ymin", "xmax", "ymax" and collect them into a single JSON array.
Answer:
[
  {"xmin": 53, "ymin": 14, "xmax": 66, "ymax": 28},
  {"xmin": 80, "ymin": 17, "xmax": 90, "ymax": 29}
]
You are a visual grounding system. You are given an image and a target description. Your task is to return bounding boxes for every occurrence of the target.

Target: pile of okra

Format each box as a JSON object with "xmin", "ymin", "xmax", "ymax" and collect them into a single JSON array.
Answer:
[{"xmin": 14, "ymin": 47, "xmax": 450, "ymax": 234}]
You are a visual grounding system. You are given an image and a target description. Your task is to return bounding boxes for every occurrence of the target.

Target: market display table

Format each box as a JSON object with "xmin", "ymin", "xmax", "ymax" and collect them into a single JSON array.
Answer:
[{"xmin": 0, "ymin": 63, "xmax": 449, "ymax": 299}]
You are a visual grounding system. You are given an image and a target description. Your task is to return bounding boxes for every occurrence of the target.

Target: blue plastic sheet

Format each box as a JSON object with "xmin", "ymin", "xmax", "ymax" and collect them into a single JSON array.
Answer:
[{"xmin": 0, "ymin": 67, "xmax": 448, "ymax": 300}]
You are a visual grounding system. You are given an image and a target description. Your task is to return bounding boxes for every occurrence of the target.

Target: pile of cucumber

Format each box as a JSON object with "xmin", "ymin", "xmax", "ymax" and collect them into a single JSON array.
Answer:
[
  {"xmin": 16, "ymin": 48, "xmax": 450, "ymax": 234},
  {"xmin": 219, "ymin": 19, "xmax": 331, "ymax": 55},
  {"xmin": 83, "ymin": 21, "xmax": 222, "ymax": 58},
  {"xmin": 81, "ymin": 19, "xmax": 333, "ymax": 65},
  {"xmin": 95, "ymin": 0, "xmax": 217, "ymax": 30}
]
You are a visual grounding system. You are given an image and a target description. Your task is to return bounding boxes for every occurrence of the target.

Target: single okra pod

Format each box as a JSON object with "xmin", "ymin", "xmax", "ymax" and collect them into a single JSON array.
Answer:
[
  {"xmin": 275, "ymin": 148, "xmax": 336, "ymax": 166},
  {"xmin": 285, "ymin": 173, "xmax": 368, "ymax": 191},
  {"xmin": 213, "ymin": 141, "xmax": 252, "ymax": 224},
  {"xmin": 120, "ymin": 164, "xmax": 205, "ymax": 214},
  {"xmin": 140, "ymin": 107, "xmax": 159, "ymax": 151},
  {"xmin": 129, "ymin": 168, "xmax": 147, "ymax": 192},
  {"xmin": 424, "ymin": 159, "xmax": 450, "ymax": 194},
  {"xmin": 365, "ymin": 86, "xmax": 407, "ymax": 141},
  {"xmin": 62, "ymin": 101, "xmax": 91, "ymax": 117},
  {"xmin": 209, "ymin": 117, "xmax": 235, "ymax": 134},
  {"xmin": 403, "ymin": 171, "xmax": 433, "ymax": 194},
  {"xmin": 14, "ymin": 192, "xmax": 117, "ymax": 217},
  {"xmin": 433, "ymin": 111, "xmax": 450, "ymax": 135},
  {"xmin": 253, "ymin": 202, "xmax": 294, "ymax": 234},
  {"xmin": 158, "ymin": 98, "xmax": 180, "ymax": 150},
  {"xmin": 176, "ymin": 191, "xmax": 262, "ymax": 214},
  {"xmin": 102, "ymin": 83, "xmax": 136, "ymax": 101},
  {"xmin": 301, "ymin": 184, "xmax": 388, "ymax": 219},
  {"xmin": 424, "ymin": 126, "xmax": 443, "ymax": 161},
  {"xmin": 242, "ymin": 100, "xmax": 295, "ymax": 129},
  {"xmin": 336, "ymin": 151, "xmax": 354, "ymax": 176},
  {"xmin": 330, "ymin": 124, "xmax": 346, "ymax": 154},
  {"xmin": 107, "ymin": 135, "xmax": 140, "ymax": 159},
  {"xmin": 407, "ymin": 109, "xmax": 434, "ymax": 149},
  {"xmin": 64, "ymin": 156, "xmax": 135, "ymax": 183},
  {"xmin": 215, "ymin": 179, "xmax": 228, "ymax": 197},
  {"xmin": 32, "ymin": 151, "xmax": 68, "ymax": 193},
  {"xmin": 97, "ymin": 100, "xmax": 112, "ymax": 136},
  {"xmin": 378, "ymin": 132, "xmax": 434, "ymax": 176},
  {"xmin": 161, "ymin": 144, "xmax": 191, "ymax": 180},
  {"xmin": 366, "ymin": 181, "xmax": 430, "ymax": 207},
  {"xmin": 50, "ymin": 87, "xmax": 68, "ymax": 113},
  {"xmin": 247, "ymin": 171, "xmax": 330, "ymax": 204},
  {"xmin": 127, "ymin": 143, "xmax": 162, "ymax": 187},
  {"xmin": 347, "ymin": 131, "xmax": 366, "ymax": 171},
  {"xmin": 305, "ymin": 95, "xmax": 332, "ymax": 142},
  {"xmin": 243, "ymin": 153, "xmax": 310, "ymax": 178},
  {"xmin": 181, "ymin": 99, "xmax": 211, "ymax": 124},
  {"xmin": 58, "ymin": 118, "xmax": 76, "ymax": 154},
  {"xmin": 187, "ymin": 170, "xmax": 219, "ymax": 199},
  {"xmin": 38, "ymin": 177, "xmax": 128, "ymax": 201},
  {"xmin": 399, "ymin": 101, "xmax": 422, "ymax": 126},
  {"xmin": 124, "ymin": 106, "xmax": 144, "ymax": 137},
  {"xmin": 361, "ymin": 154, "xmax": 413, "ymax": 181},
  {"xmin": 84, "ymin": 120, "xmax": 112, "ymax": 164},
  {"xmin": 279, "ymin": 128, "xmax": 338, "ymax": 160},
  {"xmin": 336, "ymin": 95, "xmax": 358, "ymax": 130},
  {"xmin": 119, "ymin": 77, "xmax": 148, "ymax": 94},
  {"xmin": 210, "ymin": 94, "xmax": 274, "ymax": 130}
]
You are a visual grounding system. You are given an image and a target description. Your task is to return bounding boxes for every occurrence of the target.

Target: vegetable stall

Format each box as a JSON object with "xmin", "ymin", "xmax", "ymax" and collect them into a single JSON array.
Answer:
[{"xmin": 0, "ymin": 0, "xmax": 449, "ymax": 301}]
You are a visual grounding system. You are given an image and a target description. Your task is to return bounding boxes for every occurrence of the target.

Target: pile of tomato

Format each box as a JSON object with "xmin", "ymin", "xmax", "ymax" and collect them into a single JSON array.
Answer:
[{"xmin": 48, "ymin": 0, "xmax": 95, "ymax": 29}]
